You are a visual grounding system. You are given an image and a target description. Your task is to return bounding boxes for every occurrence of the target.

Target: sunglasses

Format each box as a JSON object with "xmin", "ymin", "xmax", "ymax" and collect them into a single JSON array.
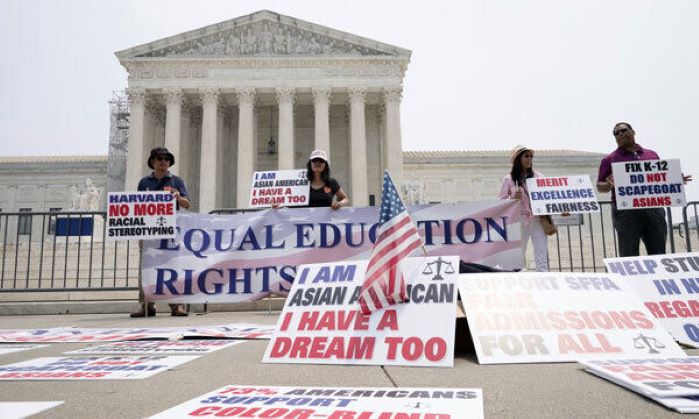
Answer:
[
  {"xmin": 614, "ymin": 128, "xmax": 629, "ymax": 137},
  {"xmin": 311, "ymin": 158, "xmax": 325, "ymax": 164},
  {"xmin": 154, "ymin": 155, "xmax": 169, "ymax": 161}
]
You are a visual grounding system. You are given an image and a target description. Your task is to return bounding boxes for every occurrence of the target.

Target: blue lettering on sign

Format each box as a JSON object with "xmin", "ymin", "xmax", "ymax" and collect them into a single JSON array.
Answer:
[{"xmin": 684, "ymin": 323, "xmax": 699, "ymax": 342}]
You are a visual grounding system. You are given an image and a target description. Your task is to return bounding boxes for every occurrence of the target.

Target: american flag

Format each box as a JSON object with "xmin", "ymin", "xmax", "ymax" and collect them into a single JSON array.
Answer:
[{"xmin": 359, "ymin": 171, "xmax": 423, "ymax": 314}]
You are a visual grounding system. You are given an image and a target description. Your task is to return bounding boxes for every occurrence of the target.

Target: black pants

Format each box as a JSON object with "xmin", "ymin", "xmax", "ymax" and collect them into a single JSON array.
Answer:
[{"xmin": 612, "ymin": 207, "xmax": 667, "ymax": 257}]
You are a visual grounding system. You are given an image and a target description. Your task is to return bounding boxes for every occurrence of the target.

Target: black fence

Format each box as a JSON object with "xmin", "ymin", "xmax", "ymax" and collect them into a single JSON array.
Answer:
[
  {"xmin": 0, "ymin": 211, "xmax": 140, "ymax": 292},
  {"xmin": 1, "ymin": 203, "xmax": 697, "ymax": 292},
  {"xmin": 546, "ymin": 201, "xmax": 699, "ymax": 272}
]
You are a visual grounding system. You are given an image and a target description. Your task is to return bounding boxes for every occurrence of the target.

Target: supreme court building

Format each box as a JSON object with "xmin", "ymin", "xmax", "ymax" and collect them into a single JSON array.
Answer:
[{"xmin": 116, "ymin": 10, "xmax": 410, "ymax": 212}]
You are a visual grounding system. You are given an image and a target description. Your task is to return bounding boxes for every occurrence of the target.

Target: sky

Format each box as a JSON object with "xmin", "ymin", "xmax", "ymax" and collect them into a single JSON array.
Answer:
[{"xmin": 1, "ymin": 0, "xmax": 698, "ymax": 200}]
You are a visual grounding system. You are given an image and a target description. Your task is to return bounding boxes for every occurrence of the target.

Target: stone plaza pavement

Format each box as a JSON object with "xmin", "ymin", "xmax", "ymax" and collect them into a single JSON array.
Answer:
[{"xmin": 0, "ymin": 311, "xmax": 694, "ymax": 418}]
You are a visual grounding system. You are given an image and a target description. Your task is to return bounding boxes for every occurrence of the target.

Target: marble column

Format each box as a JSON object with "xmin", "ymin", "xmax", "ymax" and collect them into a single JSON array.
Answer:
[
  {"xmin": 236, "ymin": 88, "xmax": 256, "ymax": 208},
  {"xmin": 198, "ymin": 88, "xmax": 220, "ymax": 213},
  {"xmin": 178, "ymin": 104, "xmax": 192, "ymax": 189},
  {"xmin": 383, "ymin": 86, "xmax": 405, "ymax": 191},
  {"xmin": 348, "ymin": 87, "xmax": 369, "ymax": 207},
  {"xmin": 312, "ymin": 87, "xmax": 331, "ymax": 157},
  {"xmin": 163, "ymin": 88, "xmax": 183, "ymax": 162},
  {"xmin": 276, "ymin": 87, "xmax": 296, "ymax": 170},
  {"xmin": 125, "ymin": 88, "xmax": 146, "ymax": 190}
]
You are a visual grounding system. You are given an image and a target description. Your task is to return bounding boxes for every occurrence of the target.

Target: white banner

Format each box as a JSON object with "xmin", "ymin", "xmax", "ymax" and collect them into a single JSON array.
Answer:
[
  {"xmin": 249, "ymin": 169, "xmax": 310, "ymax": 208},
  {"xmin": 458, "ymin": 272, "xmax": 685, "ymax": 364},
  {"xmin": 0, "ymin": 356, "xmax": 198, "ymax": 380},
  {"xmin": 142, "ymin": 201, "xmax": 522, "ymax": 304},
  {"xmin": 526, "ymin": 175, "xmax": 599, "ymax": 215},
  {"xmin": 65, "ymin": 340, "xmax": 245, "ymax": 355},
  {"xmin": 604, "ymin": 252, "xmax": 699, "ymax": 348},
  {"xmin": 0, "ymin": 344, "xmax": 49, "ymax": 356},
  {"xmin": 107, "ymin": 191, "xmax": 176, "ymax": 240},
  {"xmin": 264, "ymin": 256, "xmax": 459, "ymax": 367},
  {"xmin": 612, "ymin": 158, "xmax": 686, "ymax": 210},
  {"xmin": 150, "ymin": 385, "xmax": 484, "ymax": 419}
]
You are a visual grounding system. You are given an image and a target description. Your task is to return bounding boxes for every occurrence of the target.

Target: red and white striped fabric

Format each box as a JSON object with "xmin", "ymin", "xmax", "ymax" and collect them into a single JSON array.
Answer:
[{"xmin": 359, "ymin": 171, "xmax": 423, "ymax": 314}]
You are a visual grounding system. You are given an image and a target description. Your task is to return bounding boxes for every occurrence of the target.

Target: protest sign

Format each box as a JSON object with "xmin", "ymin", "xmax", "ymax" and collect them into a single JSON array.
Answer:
[
  {"xmin": 0, "ymin": 327, "xmax": 175, "ymax": 343},
  {"xmin": 150, "ymin": 385, "xmax": 484, "ymax": 419},
  {"xmin": 142, "ymin": 200, "xmax": 522, "ymax": 304},
  {"xmin": 581, "ymin": 357, "xmax": 699, "ymax": 398},
  {"xmin": 612, "ymin": 158, "xmax": 686, "ymax": 210},
  {"xmin": 0, "ymin": 324, "xmax": 275, "ymax": 343},
  {"xmin": 0, "ymin": 401, "xmax": 64, "ymax": 418},
  {"xmin": 174, "ymin": 324, "xmax": 275, "ymax": 340},
  {"xmin": 0, "ymin": 344, "xmax": 48, "ymax": 355},
  {"xmin": 458, "ymin": 272, "xmax": 685, "ymax": 364},
  {"xmin": 0, "ymin": 355, "xmax": 198, "ymax": 380},
  {"xmin": 107, "ymin": 191, "xmax": 176, "ymax": 240},
  {"xmin": 249, "ymin": 169, "xmax": 309, "ymax": 208},
  {"xmin": 604, "ymin": 252, "xmax": 699, "ymax": 348},
  {"xmin": 263, "ymin": 256, "xmax": 459, "ymax": 367},
  {"xmin": 66, "ymin": 340, "xmax": 245, "ymax": 355},
  {"xmin": 526, "ymin": 175, "xmax": 599, "ymax": 215}
]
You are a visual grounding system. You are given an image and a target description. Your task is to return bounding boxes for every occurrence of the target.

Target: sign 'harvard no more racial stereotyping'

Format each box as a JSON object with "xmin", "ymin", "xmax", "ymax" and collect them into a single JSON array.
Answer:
[{"xmin": 106, "ymin": 191, "xmax": 176, "ymax": 240}]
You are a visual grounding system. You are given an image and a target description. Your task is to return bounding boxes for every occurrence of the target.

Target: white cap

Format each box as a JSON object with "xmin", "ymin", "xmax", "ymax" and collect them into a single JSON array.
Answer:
[{"xmin": 309, "ymin": 149, "xmax": 328, "ymax": 162}]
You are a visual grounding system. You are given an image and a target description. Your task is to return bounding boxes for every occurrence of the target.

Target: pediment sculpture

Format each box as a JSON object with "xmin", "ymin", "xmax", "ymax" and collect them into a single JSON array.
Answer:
[{"xmin": 137, "ymin": 21, "xmax": 391, "ymax": 58}]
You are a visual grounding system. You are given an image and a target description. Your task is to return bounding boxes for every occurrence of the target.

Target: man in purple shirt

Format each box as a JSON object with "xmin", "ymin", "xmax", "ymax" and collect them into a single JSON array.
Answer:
[{"xmin": 597, "ymin": 122, "xmax": 690, "ymax": 257}]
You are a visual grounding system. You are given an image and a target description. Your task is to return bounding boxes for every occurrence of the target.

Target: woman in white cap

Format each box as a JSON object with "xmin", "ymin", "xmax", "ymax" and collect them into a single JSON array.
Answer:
[
  {"xmin": 306, "ymin": 150, "xmax": 349, "ymax": 209},
  {"xmin": 498, "ymin": 145, "xmax": 550, "ymax": 272}
]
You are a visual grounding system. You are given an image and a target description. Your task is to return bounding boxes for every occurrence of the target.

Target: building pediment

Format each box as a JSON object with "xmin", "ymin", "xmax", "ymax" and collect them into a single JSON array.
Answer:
[{"xmin": 116, "ymin": 10, "xmax": 410, "ymax": 61}]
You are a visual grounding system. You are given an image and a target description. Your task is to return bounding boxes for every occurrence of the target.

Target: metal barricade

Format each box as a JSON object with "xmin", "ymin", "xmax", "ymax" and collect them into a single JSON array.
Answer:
[
  {"xmin": 1, "ymin": 204, "xmax": 696, "ymax": 292},
  {"xmin": 543, "ymin": 201, "xmax": 695, "ymax": 272},
  {"xmin": 0, "ymin": 211, "xmax": 140, "ymax": 292}
]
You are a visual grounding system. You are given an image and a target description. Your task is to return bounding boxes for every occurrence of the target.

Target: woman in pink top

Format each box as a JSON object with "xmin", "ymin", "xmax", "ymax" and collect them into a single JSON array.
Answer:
[{"xmin": 498, "ymin": 145, "xmax": 549, "ymax": 271}]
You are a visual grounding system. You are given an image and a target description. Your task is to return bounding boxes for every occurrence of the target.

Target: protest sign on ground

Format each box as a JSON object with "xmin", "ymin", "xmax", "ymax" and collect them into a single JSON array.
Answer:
[
  {"xmin": 581, "ymin": 357, "xmax": 699, "ymax": 398},
  {"xmin": 142, "ymin": 201, "xmax": 522, "ymax": 304},
  {"xmin": 582, "ymin": 358, "xmax": 699, "ymax": 413},
  {"xmin": 107, "ymin": 191, "xmax": 176, "ymax": 240},
  {"xmin": 612, "ymin": 158, "xmax": 686, "ymax": 210},
  {"xmin": 65, "ymin": 340, "xmax": 245, "ymax": 355},
  {"xmin": 0, "ymin": 344, "xmax": 49, "ymax": 355},
  {"xmin": 264, "ymin": 256, "xmax": 459, "ymax": 367},
  {"xmin": 150, "ymin": 385, "xmax": 484, "ymax": 419},
  {"xmin": 605, "ymin": 252, "xmax": 699, "ymax": 348},
  {"xmin": 0, "ymin": 355, "xmax": 198, "ymax": 380},
  {"xmin": 526, "ymin": 175, "xmax": 599, "ymax": 215},
  {"xmin": 0, "ymin": 401, "xmax": 64, "ymax": 418},
  {"xmin": 249, "ymin": 169, "xmax": 309, "ymax": 208},
  {"xmin": 458, "ymin": 272, "xmax": 685, "ymax": 364},
  {"xmin": 0, "ymin": 324, "xmax": 274, "ymax": 343}
]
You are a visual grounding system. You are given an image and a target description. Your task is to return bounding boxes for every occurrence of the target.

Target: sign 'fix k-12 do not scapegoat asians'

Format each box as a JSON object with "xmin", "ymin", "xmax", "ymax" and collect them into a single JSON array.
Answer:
[
  {"xmin": 107, "ymin": 191, "xmax": 176, "ymax": 240},
  {"xmin": 612, "ymin": 158, "xmax": 686, "ymax": 210},
  {"xmin": 263, "ymin": 256, "xmax": 459, "ymax": 367}
]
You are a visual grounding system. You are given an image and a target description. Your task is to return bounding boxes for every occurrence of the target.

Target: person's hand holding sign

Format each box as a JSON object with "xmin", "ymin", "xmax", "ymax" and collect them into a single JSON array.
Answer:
[{"xmin": 164, "ymin": 186, "xmax": 190, "ymax": 209}]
